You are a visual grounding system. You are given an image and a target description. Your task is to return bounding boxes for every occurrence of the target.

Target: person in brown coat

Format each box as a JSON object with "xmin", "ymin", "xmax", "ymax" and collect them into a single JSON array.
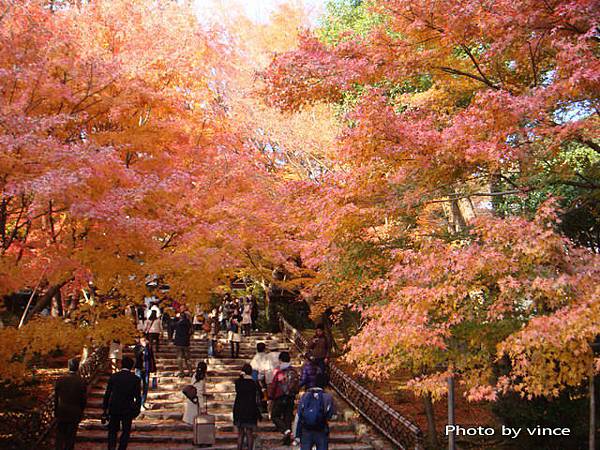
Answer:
[
  {"xmin": 54, "ymin": 358, "xmax": 87, "ymax": 450},
  {"xmin": 307, "ymin": 324, "xmax": 331, "ymax": 375}
]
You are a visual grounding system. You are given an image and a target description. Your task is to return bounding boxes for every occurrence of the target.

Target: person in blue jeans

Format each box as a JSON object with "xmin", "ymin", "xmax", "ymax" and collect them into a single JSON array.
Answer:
[
  {"xmin": 133, "ymin": 335, "xmax": 156, "ymax": 410},
  {"xmin": 294, "ymin": 373, "xmax": 336, "ymax": 450}
]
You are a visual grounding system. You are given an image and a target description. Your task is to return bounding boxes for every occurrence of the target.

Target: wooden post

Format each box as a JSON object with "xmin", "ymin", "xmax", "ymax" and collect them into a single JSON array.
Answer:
[
  {"xmin": 591, "ymin": 365, "xmax": 596, "ymax": 450},
  {"xmin": 448, "ymin": 375, "xmax": 456, "ymax": 450},
  {"xmin": 590, "ymin": 337, "xmax": 600, "ymax": 450}
]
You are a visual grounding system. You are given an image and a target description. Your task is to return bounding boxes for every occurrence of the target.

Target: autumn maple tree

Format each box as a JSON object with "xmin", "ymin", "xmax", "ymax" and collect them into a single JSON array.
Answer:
[
  {"xmin": 262, "ymin": 0, "xmax": 600, "ymax": 415},
  {"xmin": 0, "ymin": 0, "xmax": 306, "ymax": 379}
]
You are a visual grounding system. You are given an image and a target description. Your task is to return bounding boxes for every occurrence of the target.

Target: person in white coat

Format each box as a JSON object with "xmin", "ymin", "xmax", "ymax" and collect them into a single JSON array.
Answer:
[
  {"xmin": 183, "ymin": 361, "xmax": 207, "ymax": 425},
  {"xmin": 145, "ymin": 306, "xmax": 163, "ymax": 353},
  {"xmin": 241, "ymin": 300, "xmax": 253, "ymax": 336},
  {"xmin": 108, "ymin": 340, "xmax": 123, "ymax": 373},
  {"xmin": 228, "ymin": 315, "xmax": 242, "ymax": 358},
  {"xmin": 250, "ymin": 342, "xmax": 278, "ymax": 388}
]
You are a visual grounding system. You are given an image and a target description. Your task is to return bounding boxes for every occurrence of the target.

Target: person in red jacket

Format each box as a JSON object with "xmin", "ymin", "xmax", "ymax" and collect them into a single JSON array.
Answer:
[{"xmin": 268, "ymin": 351, "xmax": 299, "ymax": 445}]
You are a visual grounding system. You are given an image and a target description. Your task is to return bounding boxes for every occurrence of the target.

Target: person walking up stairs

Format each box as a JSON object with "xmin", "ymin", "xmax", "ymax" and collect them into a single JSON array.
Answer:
[{"xmin": 268, "ymin": 351, "xmax": 299, "ymax": 446}]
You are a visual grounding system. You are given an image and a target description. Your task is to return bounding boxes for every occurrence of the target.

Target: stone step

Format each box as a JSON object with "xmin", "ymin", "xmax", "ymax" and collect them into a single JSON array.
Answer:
[
  {"xmin": 152, "ymin": 345, "xmax": 288, "ymax": 351},
  {"xmin": 86, "ymin": 398, "xmax": 236, "ymax": 410},
  {"xmin": 153, "ymin": 352, "xmax": 290, "ymax": 361},
  {"xmin": 89, "ymin": 389, "xmax": 237, "ymax": 401},
  {"xmin": 149, "ymin": 341, "xmax": 284, "ymax": 347},
  {"xmin": 84, "ymin": 409, "xmax": 232, "ymax": 421},
  {"xmin": 92, "ymin": 382, "xmax": 240, "ymax": 394},
  {"xmin": 152, "ymin": 368, "xmax": 244, "ymax": 375},
  {"xmin": 90, "ymin": 383, "xmax": 242, "ymax": 395},
  {"xmin": 117, "ymin": 370, "xmax": 245, "ymax": 378},
  {"xmin": 124, "ymin": 344, "xmax": 283, "ymax": 353},
  {"xmin": 79, "ymin": 419, "xmax": 356, "ymax": 433},
  {"xmin": 84, "ymin": 406, "xmax": 349, "ymax": 423},
  {"xmin": 150, "ymin": 336, "xmax": 282, "ymax": 344},
  {"xmin": 75, "ymin": 443, "xmax": 373, "ymax": 450},
  {"xmin": 143, "ymin": 352, "xmax": 272, "ymax": 359},
  {"xmin": 76, "ymin": 430, "xmax": 362, "ymax": 444},
  {"xmin": 97, "ymin": 375, "xmax": 247, "ymax": 384}
]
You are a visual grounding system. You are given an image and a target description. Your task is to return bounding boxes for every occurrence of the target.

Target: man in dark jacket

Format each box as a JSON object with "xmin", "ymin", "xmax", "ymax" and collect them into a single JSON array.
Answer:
[
  {"xmin": 162, "ymin": 310, "xmax": 174, "ymax": 340},
  {"xmin": 103, "ymin": 356, "xmax": 141, "ymax": 450},
  {"xmin": 54, "ymin": 358, "xmax": 87, "ymax": 450},
  {"xmin": 173, "ymin": 312, "xmax": 193, "ymax": 377},
  {"xmin": 133, "ymin": 335, "xmax": 156, "ymax": 409}
]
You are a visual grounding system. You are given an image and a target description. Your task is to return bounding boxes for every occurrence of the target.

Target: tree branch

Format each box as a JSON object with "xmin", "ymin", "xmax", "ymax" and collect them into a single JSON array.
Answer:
[
  {"xmin": 436, "ymin": 66, "xmax": 500, "ymax": 90},
  {"xmin": 460, "ymin": 44, "xmax": 496, "ymax": 89}
]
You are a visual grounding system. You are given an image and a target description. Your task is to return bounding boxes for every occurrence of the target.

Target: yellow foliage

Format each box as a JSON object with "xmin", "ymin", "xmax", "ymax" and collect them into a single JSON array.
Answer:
[{"xmin": 0, "ymin": 314, "xmax": 137, "ymax": 384}]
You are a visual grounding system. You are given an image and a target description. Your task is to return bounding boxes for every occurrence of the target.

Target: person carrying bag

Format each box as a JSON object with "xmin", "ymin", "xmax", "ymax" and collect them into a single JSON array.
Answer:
[{"xmin": 182, "ymin": 362, "xmax": 215, "ymax": 446}]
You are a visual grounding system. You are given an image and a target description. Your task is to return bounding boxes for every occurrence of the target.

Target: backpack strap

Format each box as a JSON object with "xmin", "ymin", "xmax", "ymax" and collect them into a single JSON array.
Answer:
[{"xmin": 145, "ymin": 318, "xmax": 156, "ymax": 333}]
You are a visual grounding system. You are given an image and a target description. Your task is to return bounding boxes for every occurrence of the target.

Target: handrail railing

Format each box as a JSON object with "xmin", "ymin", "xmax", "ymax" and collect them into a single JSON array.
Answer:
[
  {"xmin": 278, "ymin": 315, "xmax": 424, "ymax": 450},
  {"xmin": 1, "ymin": 346, "xmax": 108, "ymax": 449}
]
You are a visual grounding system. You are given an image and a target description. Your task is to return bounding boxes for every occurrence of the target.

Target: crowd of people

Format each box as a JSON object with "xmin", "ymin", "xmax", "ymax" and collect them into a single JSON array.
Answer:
[{"xmin": 54, "ymin": 293, "xmax": 336, "ymax": 450}]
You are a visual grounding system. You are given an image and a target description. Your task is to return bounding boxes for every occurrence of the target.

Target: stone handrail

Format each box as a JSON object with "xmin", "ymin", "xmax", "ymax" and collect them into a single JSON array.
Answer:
[
  {"xmin": 278, "ymin": 315, "xmax": 424, "ymax": 450},
  {"xmin": 1, "ymin": 346, "xmax": 108, "ymax": 449}
]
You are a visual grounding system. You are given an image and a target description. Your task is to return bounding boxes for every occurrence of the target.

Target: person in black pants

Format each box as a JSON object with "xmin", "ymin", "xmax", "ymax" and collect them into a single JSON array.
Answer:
[
  {"xmin": 173, "ymin": 313, "xmax": 193, "ymax": 377},
  {"xmin": 103, "ymin": 356, "xmax": 141, "ymax": 450},
  {"xmin": 233, "ymin": 363, "xmax": 262, "ymax": 450},
  {"xmin": 228, "ymin": 315, "xmax": 241, "ymax": 358},
  {"xmin": 54, "ymin": 358, "xmax": 87, "ymax": 450},
  {"xmin": 133, "ymin": 335, "xmax": 157, "ymax": 408},
  {"xmin": 162, "ymin": 311, "xmax": 174, "ymax": 340}
]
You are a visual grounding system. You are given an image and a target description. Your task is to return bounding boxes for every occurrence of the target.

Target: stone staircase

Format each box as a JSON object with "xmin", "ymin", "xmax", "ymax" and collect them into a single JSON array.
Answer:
[{"xmin": 76, "ymin": 332, "xmax": 376, "ymax": 449}]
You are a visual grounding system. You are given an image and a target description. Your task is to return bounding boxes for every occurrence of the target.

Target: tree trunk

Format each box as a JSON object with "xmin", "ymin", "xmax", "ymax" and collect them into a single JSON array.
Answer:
[
  {"xmin": 423, "ymin": 393, "xmax": 440, "ymax": 448},
  {"xmin": 260, "ymin": 279, "xmax": 269, "ymax": 321},
  {"xmin": 81, "ymin": 345, "xmax": 90, "ymax": 365},
  {"xmin": 50, "ymin": 289, "xmax": 63, "ymax": 317},
  {"xmin": 30, "ymin": 281, "xmax": 69, "ymax": 316},
  {"xmin": 489, "ymin": 170, "xmax": 504, "ymax": 217},
  {"xmin": 451, "ymin": 198, "xmax": 467, "ymax": 232}
]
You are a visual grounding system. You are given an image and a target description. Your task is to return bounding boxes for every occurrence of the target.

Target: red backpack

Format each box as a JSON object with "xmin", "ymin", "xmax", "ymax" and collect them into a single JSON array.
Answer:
[{"xmin": 277, "ymin": 366, "xmax": 299, "ymax": 397}]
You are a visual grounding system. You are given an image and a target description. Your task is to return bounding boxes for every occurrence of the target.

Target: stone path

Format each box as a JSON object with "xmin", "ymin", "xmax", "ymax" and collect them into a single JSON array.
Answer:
[{"xmin": 76, "ymin": 332, "xmax": 376, "ymax": 449}]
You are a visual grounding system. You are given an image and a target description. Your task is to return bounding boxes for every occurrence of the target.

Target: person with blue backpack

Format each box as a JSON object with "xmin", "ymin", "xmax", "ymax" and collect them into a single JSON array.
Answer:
[{"xmin": 294, "ymin": 373, "xmax": 336, "ymax": 450}]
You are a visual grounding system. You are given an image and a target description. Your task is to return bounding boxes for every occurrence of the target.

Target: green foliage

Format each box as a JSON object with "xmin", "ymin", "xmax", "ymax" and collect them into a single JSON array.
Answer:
[
  {"xmin": 317, "ymin": 0, "xmax": 383, "ymax": 45},
  {"xmin": 493, "ymin": 140, "xmax": 600, "ymax": 251}
]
